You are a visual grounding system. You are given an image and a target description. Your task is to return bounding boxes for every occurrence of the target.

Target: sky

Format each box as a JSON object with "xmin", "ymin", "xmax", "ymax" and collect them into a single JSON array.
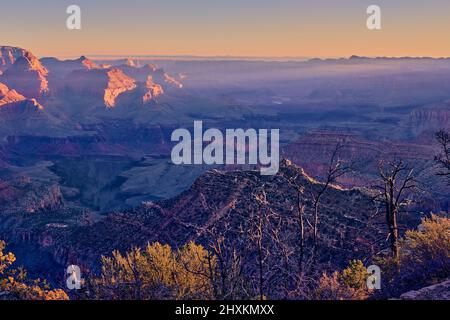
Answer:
[{"xmin": 1, "ymin": 0, "xmax": 450, "ymax": 58}]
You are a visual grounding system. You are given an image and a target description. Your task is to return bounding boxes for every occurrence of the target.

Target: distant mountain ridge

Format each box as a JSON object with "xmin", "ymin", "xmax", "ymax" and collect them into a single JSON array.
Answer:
[
  {"xmin": 307, "ymin": 55, "xmax": 450, "ymax": 64},
  {"xmin": 0, "ymin": 45, "xmax": 184, "ymax": 110}
]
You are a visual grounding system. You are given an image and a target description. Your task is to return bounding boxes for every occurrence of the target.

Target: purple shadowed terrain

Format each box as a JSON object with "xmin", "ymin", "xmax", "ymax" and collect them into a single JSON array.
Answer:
[{"xmin": 0, "ymin": 46, "xmax": 449, "ymax": 299}]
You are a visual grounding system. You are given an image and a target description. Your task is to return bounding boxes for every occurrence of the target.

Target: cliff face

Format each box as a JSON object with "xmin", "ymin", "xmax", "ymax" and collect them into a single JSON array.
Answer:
[
  {"xmin": 0, "ymin": 178, "xmax": 64, "ymax": 214},
  {"xmin": 285, "ymin": 131, "xmax": 435, "ymax": 181},
  {"xmin": 103, "ymin": 68, "xmax": 137, "ymax": 107},
  {"xmin": 0, "ymin": 82, "xmax": 26, "ymax": 106},
  {"xmin": 1, "ymin": 56, "xmax": 49, "ymax": 97},
  {"xmin": 0, "ymin": 46, "xmax": 48, "ymax": 75},
  {"xmin": 408, "ymin": 103, "xmax": 450, "ymax": 132},
  {"xmin": 284, "ymin": 131, "xmax": 435, "ymax": 180},
  {"xmin": 285, "ymin": 131, "xmax": 450, "ymax": 212},
  {"xmin": 65, "ymin": 68, "xmax": 137, "ymax": 107}
]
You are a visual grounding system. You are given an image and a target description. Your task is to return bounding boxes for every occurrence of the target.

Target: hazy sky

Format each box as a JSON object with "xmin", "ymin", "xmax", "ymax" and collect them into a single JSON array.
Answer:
[{"xmin": 1, "ymin": 0, "xmax": 450, "ymax": 58}]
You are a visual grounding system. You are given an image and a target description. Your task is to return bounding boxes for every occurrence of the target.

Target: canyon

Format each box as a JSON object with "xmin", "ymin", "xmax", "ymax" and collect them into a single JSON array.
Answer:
[{"xmin": 0, "ymin": 45, "xmax": 448, "ymax": 288}]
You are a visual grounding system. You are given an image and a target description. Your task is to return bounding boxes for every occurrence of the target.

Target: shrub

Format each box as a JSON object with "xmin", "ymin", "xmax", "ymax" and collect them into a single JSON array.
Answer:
[
  {"xmin": 0, "ymin": 240, "xmax": 69, "ymax": 300},
  {"xmin": 375, "ymin": 215, "xmax": 450, "ymax": 297},
  {"xmin": 91, "ymin": 241, "xmax": 216, "ymax": 300},
  {"xmin": 312, "ymin": 260, "xmax": 370, "ymax": 300}
]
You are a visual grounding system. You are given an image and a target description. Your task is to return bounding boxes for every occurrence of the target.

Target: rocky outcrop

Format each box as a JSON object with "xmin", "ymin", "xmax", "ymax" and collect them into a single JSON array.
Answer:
[
  {"xmin": 65, "ymin": 67, "xmax": 137, "ymax": 107},
  {"xmin": 142, "ymin": 76, "xmax": 164, "ymax": 103},
  {"xmin": 0, "ymin": 178, "xmax": 64, "ymax": 214},
  {"xmin": 0, "ymin": 46, "xmax": 48, "ymax": 75},
  {"xmin": 1, "ymin": 56, "xmax": 49, "ymax": 97},
  {"xmin": 400, "ymin": 279, "xmax": 450, "ymax": 300},
  {"xmin": 0, "ymin": 82, "xmax": 26, "ymax": 106},
  {"xmin": 103, "ymin": 68, "xmax": 137, "ymax": 107}
]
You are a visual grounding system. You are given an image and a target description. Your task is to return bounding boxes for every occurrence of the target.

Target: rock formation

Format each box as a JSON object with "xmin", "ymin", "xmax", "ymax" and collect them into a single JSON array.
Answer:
[
  {"xmin": 0, "ymin": 82, "xmax": 26, "ymax": 106},
  {"xmin": 400, "ymin": 279, "xmax": 450, "ymax": 300},
  {"xmin": 0, "ymin": 46, "xmax": 48, "ymax": 75},
  {"xmin": 65, "ymin": 67, "xmax": 137, "ymax": 107},
  {"xmin": 1, "ymin": 56, "xmax": 49, "ymax": 97},
  {"xmin": 142, "ymin": 76, "xmax": 164, "ymax": 103}
]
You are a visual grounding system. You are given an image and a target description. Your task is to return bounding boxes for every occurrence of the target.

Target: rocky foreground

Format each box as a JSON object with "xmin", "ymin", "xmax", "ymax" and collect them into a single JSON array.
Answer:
[
  {"xmin": 0, "ymin": 161, "xmax": 394, "ymax": 288},
  {"xmin": 399, "ymin": 279, "xmax": 450, "ymax": 300}
]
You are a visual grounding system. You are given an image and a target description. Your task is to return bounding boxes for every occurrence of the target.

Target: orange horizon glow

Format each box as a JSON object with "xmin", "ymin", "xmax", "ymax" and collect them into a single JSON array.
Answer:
[{"xmin": 2, "ymin": 1, "xmax": 450, "ymax": 59}]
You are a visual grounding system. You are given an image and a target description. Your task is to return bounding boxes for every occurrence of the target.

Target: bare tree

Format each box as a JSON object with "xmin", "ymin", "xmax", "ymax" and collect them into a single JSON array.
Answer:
[
  {"xmin": 309, "ymin": 143, "xmax": 351, "ymax": 259},
  {"xmin": 266, "ymin": 212, "xmax": 296, "ymax": 298},
  {"xmin": 435, "ymin": 130, "xmax": 450, "ymax": 184},
  {"xmin": 281, "ymin": 169, "xmax": 306, "ymax": 276},
  {"xmin": 375, "ymin": 159, "xmax": 416, "ymax": 263},
  {"xmin": 250, "ymin": 185, "xmax": 270, "ymax": 300},
  {"xmin": 204, "ymin": 224, "xmax": 245, "ymax": 300}
]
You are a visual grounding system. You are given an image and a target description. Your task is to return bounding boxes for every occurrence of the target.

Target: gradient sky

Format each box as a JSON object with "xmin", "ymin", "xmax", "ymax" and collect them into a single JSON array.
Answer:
[{"xmin": 1, "ymin": 0, "xmax": 450, "ymax": 58}]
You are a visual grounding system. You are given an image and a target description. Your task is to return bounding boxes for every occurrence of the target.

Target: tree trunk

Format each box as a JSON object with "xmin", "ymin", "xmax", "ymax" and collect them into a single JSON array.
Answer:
[
  {"xmin": 387, "ymin": 181, "xmax": 400, "ymax": 267},
  {"xmin": 258, "ymin": 243, "xmax": 264, "ymax": 300},
  {"xmin": 297, "ymin": 191, "xmax": 305, "ymax": 275},
  {"xmin": 391, "ymin": 208, "xmax": 400, "ymax": 262},
  {"xmin": 312, "ymin": 200, "xmax": 319, "ymax": 261}
]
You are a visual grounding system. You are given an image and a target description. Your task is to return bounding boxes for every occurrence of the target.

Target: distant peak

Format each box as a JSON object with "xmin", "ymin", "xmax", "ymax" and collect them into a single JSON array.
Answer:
[
  {"xmin": 125, "ymin": 58, "xmax": 139, "ymax": 67},
  {"xmin": 77, "ymin": 56, "xmax": 100, "ymax": 69},
  {"xmin": 0, "ymin": 45, "xmax": 48, "ymax": 75},
  {"xmin": 349, "ymin": 55, "xmax": 366, "ymax": 60}
]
